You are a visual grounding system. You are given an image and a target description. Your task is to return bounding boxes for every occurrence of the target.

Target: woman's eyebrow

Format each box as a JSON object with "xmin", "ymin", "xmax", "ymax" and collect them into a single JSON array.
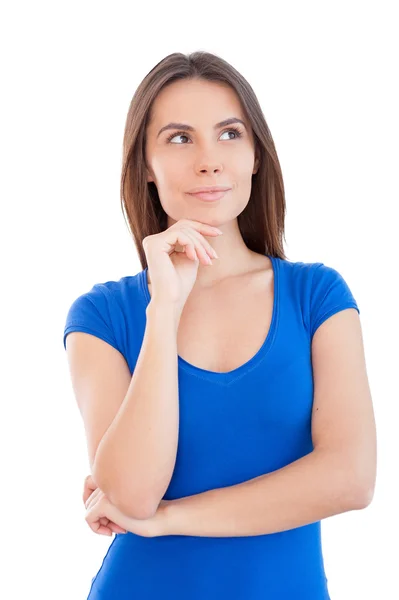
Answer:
[{"xmin": 157, "ymin": 117, "xmax": 246, "ymax": 138}]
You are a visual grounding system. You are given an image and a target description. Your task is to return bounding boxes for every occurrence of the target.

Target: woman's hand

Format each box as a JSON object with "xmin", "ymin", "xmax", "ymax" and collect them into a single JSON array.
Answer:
[
  {"xmin": 83, "ymin": 474, "xmax": 127, "ymax": 536},
  {"xmin": 84, "ymin": 477, "xmax": 171, "ymax": 538},
  {"xmin": 143, "ymin": 219, "xmax": 222, "ymax": 314}
]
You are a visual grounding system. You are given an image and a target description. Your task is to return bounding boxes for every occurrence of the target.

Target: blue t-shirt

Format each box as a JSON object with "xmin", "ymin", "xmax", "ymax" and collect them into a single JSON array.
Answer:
[{"xmin": 63, "ymin": 254, "xmax": 359, "ymax": 599}]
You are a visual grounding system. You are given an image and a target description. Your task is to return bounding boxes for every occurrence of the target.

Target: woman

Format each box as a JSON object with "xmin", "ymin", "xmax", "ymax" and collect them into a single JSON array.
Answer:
[{"xmin": 63, "ymin": 50, "xmax": 376, "ymax": 599}]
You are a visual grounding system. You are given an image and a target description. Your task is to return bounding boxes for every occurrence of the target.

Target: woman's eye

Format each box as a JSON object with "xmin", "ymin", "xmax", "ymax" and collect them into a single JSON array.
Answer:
[
  {"xmin": 220, "ymin": 130, "xmax": 238, "ymax": 141},
  {"xmin": 168, "ymin": 133, "xmax": 189, "ymax": 144}
]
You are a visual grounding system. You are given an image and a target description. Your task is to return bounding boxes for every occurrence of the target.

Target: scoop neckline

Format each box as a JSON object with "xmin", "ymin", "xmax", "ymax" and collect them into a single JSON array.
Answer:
[{"xmin": 139, "ymin": 254, "xmax": 280, "ymax": 386}]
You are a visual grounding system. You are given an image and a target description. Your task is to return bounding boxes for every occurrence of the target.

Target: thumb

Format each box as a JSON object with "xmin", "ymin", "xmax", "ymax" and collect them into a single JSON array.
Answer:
[{"xmin": 82, "ymin": 474, "xmax": 97, "ymax": 503}]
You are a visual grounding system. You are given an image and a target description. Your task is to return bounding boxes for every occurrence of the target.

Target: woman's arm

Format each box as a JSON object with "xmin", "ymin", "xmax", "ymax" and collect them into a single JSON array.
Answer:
[{"xmin": 162, "ymin": 449, "xmax": 371, "ymax": 537}]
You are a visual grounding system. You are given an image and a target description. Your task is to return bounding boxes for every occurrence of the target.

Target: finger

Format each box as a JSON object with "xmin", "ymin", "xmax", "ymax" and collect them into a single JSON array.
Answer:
[
  {"xmin": 84, "ymin": 492, "xmax": 93, "ymax": 510},
  {"xmin": 99, "ymin": 515, "xmax": 127, "ymax": 534},
  {"xmin": 86, "ymin": 506, "xmax": 112, "ymax": 536},
  {"xmin": 183, "ymin": 227, "xmax": 218, "ymax": 261},
  {"xmin": 177, "ymin": 230, "xmax": 212, "ymax": 265},
  {"xmin": 82, "ymin": 476, "xmax": 97, "ymax": 502},
  {"xmin": 89, "ymin": 521, "xmax": 113, "ymax": 536},
  {"xmin": 181, "ymin": 230, "xmax": 213, "ymax": 264},
  {"xmin": 85, "ymin": 516, "xmax": 111, "ymax": 536},
  {"xmin": 173, "ymin": 233, "xmax": 197, "ymax": 262},
  {"xmin": 97, "ymin": 517, "xmax": 126, "ymax": 535},
  {"xmin": 100, "ymin": 518, "xmax": 119, "ymax": 535},
  {"xmin": 83, "ymin": 479, "xmax": 89, "ymax": 502},
  {"xmin": 85, "ymin": 493, "xmax": 97, "ymax": 511},
  {"xmin": 171, "ymin": 232, "xmax": 198, "ymax": 262},
  {"xmin": 88, "ymin": 514, "xmax": 113, "ymax": 536},
  {"xmin": 179, "ymin": 220, "xmax": 222, "ymax": 237},
  {"xmin": 85, "ymin": 487, "xmax": 101, "ymax": 510},
  {"xmin": 109, "ymin": 522, "xmax": 127, "ymax": 534},
  {"xmin": 83, "ymin": 484, "xmax": 95, "ymax": 504}
]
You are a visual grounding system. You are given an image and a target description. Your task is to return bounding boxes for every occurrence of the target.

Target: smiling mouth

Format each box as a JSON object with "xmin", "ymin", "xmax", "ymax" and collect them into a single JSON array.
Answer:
[{"xmin": 187, "ymin": 190, "xmax": 230, "ymax": 202}]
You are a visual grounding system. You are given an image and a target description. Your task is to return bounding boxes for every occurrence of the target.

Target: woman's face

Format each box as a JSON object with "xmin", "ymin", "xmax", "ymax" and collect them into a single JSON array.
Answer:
[{"xmin": 144, "ymin": 78, "xmax": 259, "ymax": 228}]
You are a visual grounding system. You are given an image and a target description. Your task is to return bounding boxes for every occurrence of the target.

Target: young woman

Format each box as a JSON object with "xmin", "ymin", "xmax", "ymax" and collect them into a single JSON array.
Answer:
[{"xmin": 64, "ymin": 50, "xmax": 376, "ymax": 599}]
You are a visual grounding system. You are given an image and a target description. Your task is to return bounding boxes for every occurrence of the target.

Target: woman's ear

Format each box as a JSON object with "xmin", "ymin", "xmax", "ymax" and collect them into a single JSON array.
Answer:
[
  {"xmin": 253, "ymin": 155, "xmax": 260, "ymax": 175},
  {"xmin": 146, "ymin": 166, "xmax": 155, "ymax": 184}
]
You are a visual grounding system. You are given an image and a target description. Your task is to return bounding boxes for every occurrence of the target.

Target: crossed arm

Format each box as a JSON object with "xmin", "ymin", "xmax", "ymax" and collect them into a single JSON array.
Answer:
[
  {"xmin": 160, "ymin": 446, "xmax": 371, "ymax": 537},
  {"xmin": 91, "ymin": 309, "xmax": 376, "ymax": 538},
  {"xmin": 151, "ymin": 309, "xmax": 376, "ymax": 537}
]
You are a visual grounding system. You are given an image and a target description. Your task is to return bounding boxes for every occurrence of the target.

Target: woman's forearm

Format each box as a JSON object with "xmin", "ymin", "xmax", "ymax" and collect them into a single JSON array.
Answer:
[
  {"xmin": 163, "ymin": 449, "xmax": 368, "ymax": 537},
  {"xmin": 93, "ymin": 301, "xmax": 182, "ymax": 520}
]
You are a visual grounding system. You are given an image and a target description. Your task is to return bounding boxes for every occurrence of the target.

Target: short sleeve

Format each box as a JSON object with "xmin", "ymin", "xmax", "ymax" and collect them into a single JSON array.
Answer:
[
  {"xmin": 63, "ymin": 283, "xmax": 121, "ymax": 353},
  {"xmin": 309, "ymin": 263, "xmax": 360, "ymax": 341}
]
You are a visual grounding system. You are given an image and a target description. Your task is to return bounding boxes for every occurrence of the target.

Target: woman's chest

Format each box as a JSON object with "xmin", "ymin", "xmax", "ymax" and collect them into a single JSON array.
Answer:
[{"xmin": 158, "ymin": 268, "xmax": 274, "ymax": 374}]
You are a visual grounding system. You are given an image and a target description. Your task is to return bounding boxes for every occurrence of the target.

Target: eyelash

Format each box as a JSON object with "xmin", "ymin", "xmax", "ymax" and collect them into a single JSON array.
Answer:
[{"xmin": 165, "ymin": 126, "xmax": 243, "ymax": 144}]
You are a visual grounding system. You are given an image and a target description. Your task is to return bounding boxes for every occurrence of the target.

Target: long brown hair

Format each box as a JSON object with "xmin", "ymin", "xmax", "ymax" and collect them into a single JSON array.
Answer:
[{"xmin": 120, "ymin": 50, "xmax": 288, "ymax": 270}]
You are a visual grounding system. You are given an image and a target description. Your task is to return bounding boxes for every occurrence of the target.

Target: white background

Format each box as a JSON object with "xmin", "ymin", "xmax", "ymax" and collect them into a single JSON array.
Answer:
[{"xmin": 1, "ymin": 1, "xmax": 397, "ymax": 598}]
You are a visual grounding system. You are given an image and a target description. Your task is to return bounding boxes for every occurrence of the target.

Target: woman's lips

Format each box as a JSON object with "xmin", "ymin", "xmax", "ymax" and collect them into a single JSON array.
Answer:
[{"xmin": 187, "ymin": 190, "xmax": 230, "ymax": 201}]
